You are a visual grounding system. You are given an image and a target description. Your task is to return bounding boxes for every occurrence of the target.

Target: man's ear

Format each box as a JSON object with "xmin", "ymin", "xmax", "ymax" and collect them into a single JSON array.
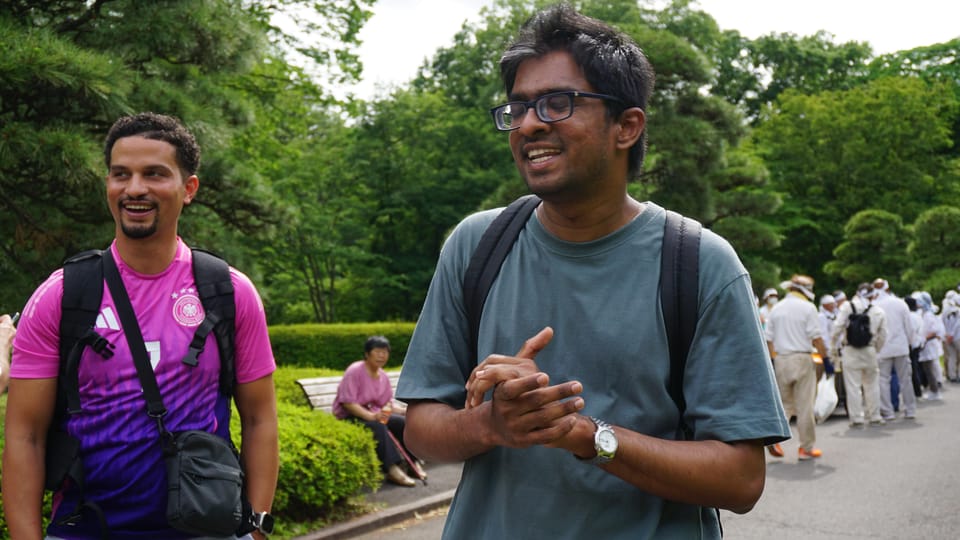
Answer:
[
  {"xmin": 184, "ymin": 175, "xmax": 199, "ymax": 205},
  {"xmin": 616, "ymin": 108, "xmax": 645, "ymax": 150}
]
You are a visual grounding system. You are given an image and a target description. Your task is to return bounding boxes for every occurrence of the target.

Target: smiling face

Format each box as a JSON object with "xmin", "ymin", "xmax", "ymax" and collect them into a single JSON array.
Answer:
[
  {"xmin": 508, "ymin": 50, "xmax": 630, "ymax": 203},
  {"xmin": 106, "ymin": 136, "xmax": 198, "ymax": 243}
]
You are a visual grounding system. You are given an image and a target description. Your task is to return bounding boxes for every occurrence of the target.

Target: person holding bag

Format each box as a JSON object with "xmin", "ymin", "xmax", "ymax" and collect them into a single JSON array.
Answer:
[{"xmin": 3, "ymin": 113, "xmax": 279, "ymax": 539}]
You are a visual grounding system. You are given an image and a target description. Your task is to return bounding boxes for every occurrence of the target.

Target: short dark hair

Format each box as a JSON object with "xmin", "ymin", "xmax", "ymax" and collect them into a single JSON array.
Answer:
[
  {"xmin": 364, "ymin": 335, "xmax": 391, "ymax": 353},
  {"xmin": 499, "ymin": 3, "xmax": 655, "ymax": 178},
  {"xmin": 904, "ymin": 296, "xmax": 917, "ymax": 311},
  {"xmin": 104, "ymin": 112, "xmax": 201, "ymax": 177}
]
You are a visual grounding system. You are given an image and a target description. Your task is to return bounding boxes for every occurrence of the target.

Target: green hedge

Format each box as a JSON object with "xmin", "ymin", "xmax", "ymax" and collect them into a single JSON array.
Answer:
[{"xmin": 268, "ymin": 322, "xmax": 415, "ymax": 369}]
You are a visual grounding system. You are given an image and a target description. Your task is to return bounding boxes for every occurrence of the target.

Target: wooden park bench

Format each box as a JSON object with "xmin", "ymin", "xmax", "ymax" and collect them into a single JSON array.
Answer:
[{"xmin": 296, "ymin": 371, "xmax": 402, "ymax": 414}]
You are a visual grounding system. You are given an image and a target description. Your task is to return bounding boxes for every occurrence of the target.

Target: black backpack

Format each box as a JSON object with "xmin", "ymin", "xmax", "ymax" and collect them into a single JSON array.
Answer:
[
  {"xmin": 46, "ymin": 248, "xmax": 236, "ymax": 534},
  {"xmin": 846, "ymin": 304, "xmax": 873, "ymax": 348},
  {"xmin": 462, "ymin": 195, "xmax": 702, "ymax": 433}
]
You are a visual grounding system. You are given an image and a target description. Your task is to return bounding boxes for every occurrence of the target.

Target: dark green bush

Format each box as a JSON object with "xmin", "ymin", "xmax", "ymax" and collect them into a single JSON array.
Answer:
[
  {"xmin": 269, "ymin": 401, "xmax": 381, "ymax": 522},
  {"xmin": 268, "ymin": 322, "xmax": 415, "ymax": 369}
]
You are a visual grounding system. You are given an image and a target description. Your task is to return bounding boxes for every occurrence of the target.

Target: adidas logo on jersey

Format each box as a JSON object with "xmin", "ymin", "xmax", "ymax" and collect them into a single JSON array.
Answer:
[{"xmin": 95, "ymin": 306, "xmax": 120, "ymax": 331}]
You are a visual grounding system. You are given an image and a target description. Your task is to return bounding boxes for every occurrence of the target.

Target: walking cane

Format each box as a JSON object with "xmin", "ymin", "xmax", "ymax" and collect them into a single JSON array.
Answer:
[{"xmin": 385, "ymin": 429, "xmax": 428, "ymax": 485}]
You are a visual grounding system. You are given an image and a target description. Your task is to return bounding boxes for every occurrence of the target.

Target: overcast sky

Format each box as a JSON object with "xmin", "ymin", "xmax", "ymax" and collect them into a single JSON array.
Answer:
[{"xmin": 341, "ymin": 0, "xmax": 959, "ymax": 99}]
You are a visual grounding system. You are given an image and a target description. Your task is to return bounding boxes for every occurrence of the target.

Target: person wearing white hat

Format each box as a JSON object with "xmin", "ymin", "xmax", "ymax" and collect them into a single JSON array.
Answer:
[
  {"xmin": 818, "ymin": 295, "xmax": 840, "ymax": 375},
  {"xmin": 830, "ymin": 285, "xmax": 887, "ymax": 427},
  {"xmin": 873, "ymin": 281, "xmax": 918, "ymax": 420},
  {"xmin": 758, "ymin": 287, "xmax": 779, "ymax": 330},
  {"xmin": 940, "ymin": 290, "xmax": 960, "ymax": 383},
  {"xmin": 914, "ymin": 291, "xmax": 945, "ymax": 400},
  {"xmin": 765, "ymin": 275, "xmax": 828, "ymax": 459}
]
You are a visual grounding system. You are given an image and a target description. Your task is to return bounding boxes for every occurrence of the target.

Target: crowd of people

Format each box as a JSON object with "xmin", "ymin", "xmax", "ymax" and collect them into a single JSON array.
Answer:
[{"xmin": 760, "ymin": 274, "xmax": 954, "ymax": 460}]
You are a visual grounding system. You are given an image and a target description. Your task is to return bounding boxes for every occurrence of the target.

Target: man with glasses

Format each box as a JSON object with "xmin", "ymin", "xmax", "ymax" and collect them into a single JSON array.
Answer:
[{"xmin": 397, "ymin": 5, "xmax": 788, "ymax": 538}]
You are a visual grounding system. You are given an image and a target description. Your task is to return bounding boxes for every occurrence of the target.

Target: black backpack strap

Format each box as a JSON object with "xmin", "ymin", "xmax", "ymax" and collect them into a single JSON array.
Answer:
[
  {"xmin": 60, "ymin": 250, "xmax": 107, "ymax": 367},
  {"xmin": 660, "ymin": 210, "xmax": 702, "ymax": 438},
  {"xmin": 660, "ymin": 210, "xmax": 711, "ymax": 531},
  {"xmin": 191, "ymin": 249, "xmax": 237, "ymax": 396},
  {"xmin": 462, "ymin": 195, "xmax": 541, "ymax": 362},
  {"xmin": 55, "ymin": 249, "xmax": 112, "ymax": 538}
]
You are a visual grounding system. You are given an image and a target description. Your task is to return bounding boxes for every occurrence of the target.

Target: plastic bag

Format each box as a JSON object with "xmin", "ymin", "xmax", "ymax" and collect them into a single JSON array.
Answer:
[{"xmin": 814, "ymin": 374, "xmax": 839, "ymax": 423}]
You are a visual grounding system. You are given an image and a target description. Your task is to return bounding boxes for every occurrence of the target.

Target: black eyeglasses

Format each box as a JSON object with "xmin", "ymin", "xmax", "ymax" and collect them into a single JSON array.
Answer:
[{"xmin": 490, "ymin": 91, "xmax": 624, "ymax": 131}]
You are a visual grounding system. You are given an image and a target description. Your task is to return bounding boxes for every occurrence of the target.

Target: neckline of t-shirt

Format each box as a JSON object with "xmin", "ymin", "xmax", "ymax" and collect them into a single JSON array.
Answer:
[
  {"xmin": 109, "ymin": 239, "xmax": 186, "ymax": 281},
  {"xmin": 526, "ymin": 201, "xmax": 664, "ymax": 258}
]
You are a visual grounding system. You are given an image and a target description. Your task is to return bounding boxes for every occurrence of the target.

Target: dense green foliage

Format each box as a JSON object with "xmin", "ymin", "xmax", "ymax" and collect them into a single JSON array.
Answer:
[{"xmin": 2, "ymin": 0, "xmax": 959, "ymax": 313}]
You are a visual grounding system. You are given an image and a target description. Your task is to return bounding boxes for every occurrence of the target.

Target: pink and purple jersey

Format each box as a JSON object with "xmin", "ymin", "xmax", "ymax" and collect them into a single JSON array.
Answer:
[{"xmin": 12, "ymin": 239, "xmax": 275, "ymax": 539}]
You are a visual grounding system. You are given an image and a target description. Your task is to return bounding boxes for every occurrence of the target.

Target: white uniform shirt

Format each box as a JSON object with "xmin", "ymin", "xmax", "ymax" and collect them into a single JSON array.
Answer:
[
  {"xmin": 874, "ymin": 291, "xmax": 915, "ymax": 358},
  {"xmin": 765, "ymin": 292, "xmax": 821, "ymax": 354}
]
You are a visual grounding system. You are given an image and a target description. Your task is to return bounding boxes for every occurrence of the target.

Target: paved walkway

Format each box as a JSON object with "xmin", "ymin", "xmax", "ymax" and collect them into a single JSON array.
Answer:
[{"xmin": 292, "ymin": 461, "xmax": 462, "ymax": 540}]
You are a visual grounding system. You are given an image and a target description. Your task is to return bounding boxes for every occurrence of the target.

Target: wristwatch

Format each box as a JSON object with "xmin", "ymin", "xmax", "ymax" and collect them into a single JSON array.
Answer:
[
  {"xmin": 580, "ymin": 417, "xmax": 618, "ymax": 465},
  {"xmin": 251, "ymin": 511, "xmax": 275, "ymax": 535}
]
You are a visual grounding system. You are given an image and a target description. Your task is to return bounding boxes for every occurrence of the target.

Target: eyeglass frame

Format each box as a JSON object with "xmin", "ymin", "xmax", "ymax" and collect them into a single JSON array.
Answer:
[{"xmin": 489, "ymin": 90, "xmax": 626, "ymax": 131}]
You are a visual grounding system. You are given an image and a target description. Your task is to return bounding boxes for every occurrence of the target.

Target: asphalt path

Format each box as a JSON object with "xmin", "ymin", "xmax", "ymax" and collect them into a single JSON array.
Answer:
[{"xmin": 353, "ymin": 383, "xmax": 960, "ymax": 539}]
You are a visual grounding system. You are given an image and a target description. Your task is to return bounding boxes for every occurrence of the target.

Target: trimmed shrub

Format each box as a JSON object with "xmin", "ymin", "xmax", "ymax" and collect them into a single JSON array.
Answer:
[
  {"xmin": 269, "ymin": 402, "xmax": 381, "ymax": 521},
  {"xmin": 268, "ymin": 322, "xmax": 415, "ymax": 369}
]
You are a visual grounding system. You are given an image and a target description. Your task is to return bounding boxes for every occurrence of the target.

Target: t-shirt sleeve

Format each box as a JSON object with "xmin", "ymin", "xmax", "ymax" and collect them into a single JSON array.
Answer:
[
  {"xmin": 396, "ymin": 210, "xmax": 497, "ymax": 406},
  {"xmin": 682, "ymin": 231, "xmax": 791, "ymax": 445},
  {"xmin": 10, "ymin": 270, "xmax": 64, "ymax": 379},
  {"xmin": 336, "ymin": 363, "xmax": 366, "ymax": 405},
  {"xmin": 231, "ymin": 268, "xmax": 276, "ymax": 384}
]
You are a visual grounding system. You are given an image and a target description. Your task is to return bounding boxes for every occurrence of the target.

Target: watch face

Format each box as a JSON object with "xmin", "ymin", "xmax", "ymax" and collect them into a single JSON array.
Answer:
[
  {"xmin": 258, "ymin": 513, "xmax": 275, "ymax": 535},
  {"xmin": 597, "ymin": 429, "xmax": 617, "ymax": 453}
]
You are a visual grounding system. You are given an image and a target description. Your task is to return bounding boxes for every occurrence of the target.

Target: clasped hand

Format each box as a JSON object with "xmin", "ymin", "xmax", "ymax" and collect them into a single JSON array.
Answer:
[{"xmin": 464, "ymin": 327, "xmax": 585, "ymax": 449}]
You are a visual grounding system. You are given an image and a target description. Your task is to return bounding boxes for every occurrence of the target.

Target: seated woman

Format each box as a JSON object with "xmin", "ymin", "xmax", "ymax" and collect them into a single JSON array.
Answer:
[{"xmin": 332, "ymin": 335, "xmax": 425, "ymax": 487}]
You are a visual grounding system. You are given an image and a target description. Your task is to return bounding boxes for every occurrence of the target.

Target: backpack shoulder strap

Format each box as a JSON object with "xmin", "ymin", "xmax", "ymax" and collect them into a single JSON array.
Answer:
[
  {"xmin": 190, "ymin": 248, "xmax": 236, "ymax": 396},
  {"xmin": 463, "ymin": 195, "xmax": 541, "ymax": 361},
  {"xmin": 660, "ymin": 210, "xmax": 702, "ymax": 438},
  {"xmin": 60, "ymin": 250, "xmax": 106, "ymax": 365}
]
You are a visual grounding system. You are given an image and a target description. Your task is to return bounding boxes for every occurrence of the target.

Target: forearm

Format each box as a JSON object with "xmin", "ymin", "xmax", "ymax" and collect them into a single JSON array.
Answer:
[
  {"xmin": 342, "ymin": 402, "xmax": 376, "ymax": 422},
  {"xmin": 2, "ymin": 437, "xmax": 47, "ymax": 539},
  {"xmin": 812, "ymin": 337, "xmax": 828, "ymax": 358},
  {"xmin": 601, "ymin": 432, "xmax": 766, "ymax": 513},
  {"xmin": 404, "ymin": 401, "xmax": 497, "ymax": 462},
  {"xmin": 235, "ymin": 375, "xmax": 279, "ymax": 534},
  {"xmin": 240, "ymin": 418, "xmax": 278, "ymax": 512}
]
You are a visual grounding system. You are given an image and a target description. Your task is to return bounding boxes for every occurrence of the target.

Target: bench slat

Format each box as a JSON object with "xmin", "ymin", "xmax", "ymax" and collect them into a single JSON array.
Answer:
[{"xmin": 296, "ymin": 371, "xmax": 401, "ymax": 413}]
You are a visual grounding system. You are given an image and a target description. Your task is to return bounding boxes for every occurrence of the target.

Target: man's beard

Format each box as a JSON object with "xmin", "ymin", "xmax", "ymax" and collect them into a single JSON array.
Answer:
[{"xmin": 121, "ymin": 220, "xmax": 158, "ymax": 239}]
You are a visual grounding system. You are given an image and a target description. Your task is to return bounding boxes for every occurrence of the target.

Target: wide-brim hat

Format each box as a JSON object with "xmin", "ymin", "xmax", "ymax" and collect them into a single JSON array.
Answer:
[{"xmin": 780, "ymin": 274, "xmax": 815, "ymax": 301}]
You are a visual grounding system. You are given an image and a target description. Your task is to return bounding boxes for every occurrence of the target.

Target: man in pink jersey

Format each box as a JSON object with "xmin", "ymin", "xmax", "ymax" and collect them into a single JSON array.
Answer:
[{"xmin": 3, "ymin": 113, "xmax": 279, "ymax": 539}]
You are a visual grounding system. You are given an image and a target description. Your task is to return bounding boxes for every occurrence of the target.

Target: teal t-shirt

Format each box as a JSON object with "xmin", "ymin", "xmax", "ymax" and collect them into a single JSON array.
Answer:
[{"xmin": 397, "ymin": 201, "xmax": 789, "ymax": 539}]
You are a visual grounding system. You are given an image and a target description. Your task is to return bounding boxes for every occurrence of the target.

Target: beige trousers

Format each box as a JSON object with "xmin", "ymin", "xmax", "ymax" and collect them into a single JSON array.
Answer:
[{"xmin": 774, "ymin": 352, "xmax": 817, "ymax": 450}]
